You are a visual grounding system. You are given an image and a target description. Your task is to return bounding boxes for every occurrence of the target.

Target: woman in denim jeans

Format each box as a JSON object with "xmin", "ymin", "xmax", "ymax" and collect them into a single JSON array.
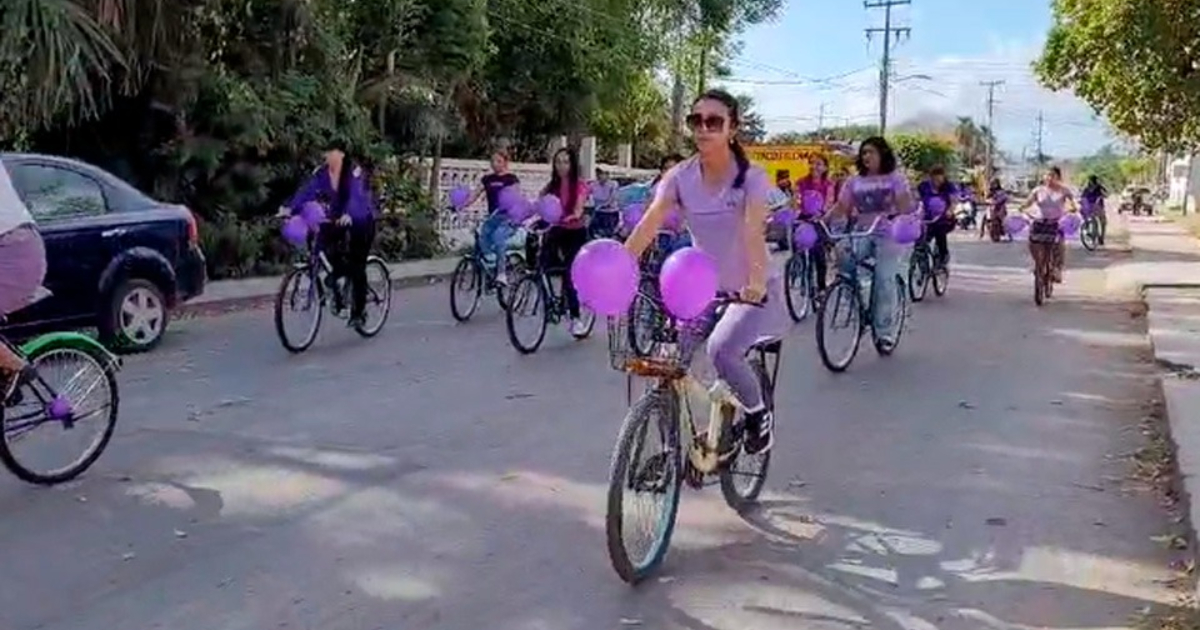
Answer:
[
  {"xmin": 467, "ymin": 151, "xmax": 520, "ymax": 284},
  {"xmin": 828, "ymin": 137, "xmax": 914, "ymax": 342}
]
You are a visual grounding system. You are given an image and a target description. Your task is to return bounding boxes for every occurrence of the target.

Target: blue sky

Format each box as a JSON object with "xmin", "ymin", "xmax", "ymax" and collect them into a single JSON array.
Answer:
[{"xmin": 714, "ymin": 0, "xmax": 1113, "ymax": 158}]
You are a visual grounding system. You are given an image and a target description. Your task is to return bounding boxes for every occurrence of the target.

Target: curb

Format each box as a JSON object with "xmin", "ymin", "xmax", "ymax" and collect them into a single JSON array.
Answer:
[{"xmin": 176, "ymin": 267, "xmax": 457, "ymax": 319}]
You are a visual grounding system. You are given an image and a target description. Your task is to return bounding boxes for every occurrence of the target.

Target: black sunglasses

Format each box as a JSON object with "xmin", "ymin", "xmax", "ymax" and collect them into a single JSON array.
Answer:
[{"xmin": 685, "ymin": 113, "xmax": 727, "ymax": 133}]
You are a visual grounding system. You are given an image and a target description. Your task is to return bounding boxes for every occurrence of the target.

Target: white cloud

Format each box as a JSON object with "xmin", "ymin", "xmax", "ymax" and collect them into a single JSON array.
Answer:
[{"xmin": 718, "ymin": 40, "xmax": 1114, "ymax": 158}]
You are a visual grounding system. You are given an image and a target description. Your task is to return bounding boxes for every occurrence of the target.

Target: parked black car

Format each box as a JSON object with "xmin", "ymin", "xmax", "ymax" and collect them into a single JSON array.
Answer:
[{"xmin": 0, "ymin": 153, "xmax": 206, "ymax": 353}]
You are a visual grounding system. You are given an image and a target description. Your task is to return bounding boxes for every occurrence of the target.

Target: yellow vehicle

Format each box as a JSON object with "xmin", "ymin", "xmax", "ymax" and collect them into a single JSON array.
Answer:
[{"xmin": 743, "ymin": 143, "xmax": 857, "ymax": 184}]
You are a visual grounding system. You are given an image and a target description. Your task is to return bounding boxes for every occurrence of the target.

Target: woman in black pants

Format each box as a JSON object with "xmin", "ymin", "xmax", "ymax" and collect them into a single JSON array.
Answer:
[{"xmin": 542, "ymin": 147, "xmax": 590, "ymax": 335}]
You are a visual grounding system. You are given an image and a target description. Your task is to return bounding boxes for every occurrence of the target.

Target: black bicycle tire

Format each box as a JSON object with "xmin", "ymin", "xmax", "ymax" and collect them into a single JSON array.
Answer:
[
  {"xmin": 628, "ymin": 280, "xmax": 661, "ymax": 356},
  {"xmin": 605, "ymin": 389, "xmax": 682, "ymax": 584},
  {"xmin": 353, "ymin": 257, "xmax": 391, "ymax": 337},
  {"xmin": 908, "ymin": 254, "xmax": 929, "ymax": 303},
  {"xmin": 0, "ymin": 344, "xmax": 120, "ymax": 485},
  {"xmin": 932, "ymin": 263, "xmax": 949, "ymax": 297},
  {"xmin": 450, "ymin": 257, "xmax": 482, "ymax": 322},
  {"xmin": 784, "ymin": 255, "xmax": 810, "ymax": 323},
  {"xmin": 274, "ymin": 266, "xmax": 323, "ymax": 353},
  {"xmin": 816, "ymin": 279, "xmax": 862, "ymax": 373},
  {"xmin": 505, "ymin": 274, "xmax": 549, "ymax": 354}
]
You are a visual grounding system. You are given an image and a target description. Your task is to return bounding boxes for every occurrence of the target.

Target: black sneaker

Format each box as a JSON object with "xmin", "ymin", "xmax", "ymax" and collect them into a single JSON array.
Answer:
[
  {"xmin": 743, "ymin": 408, "xmax": 774, "ymax": 455},
  {"xmin": 348, "ymin": 313, "xmax": 366, "ymax": 329}
]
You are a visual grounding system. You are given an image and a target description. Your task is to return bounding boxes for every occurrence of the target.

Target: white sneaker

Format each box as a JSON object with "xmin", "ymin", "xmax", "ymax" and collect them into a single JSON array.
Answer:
[
  {"xmin": 495, "ymin": 271, "xmax": 508, "ymax": 285},
  {"xmin": 570, "ymin": 319, "xmax": 588, "ymax": 336}
]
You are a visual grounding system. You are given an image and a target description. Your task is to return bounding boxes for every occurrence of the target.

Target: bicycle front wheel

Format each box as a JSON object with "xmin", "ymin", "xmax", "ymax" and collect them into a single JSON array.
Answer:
[
  {"xmin": 505, "ymin": 274, "xmax": 549, "ymax": 354},
  {"xmin": 274, "ymin": 266, "xmax": 323, "ymax": 353},
  {"xmin": 908, "ymin": 253, "xmax": 929, "ymax": 302},
  {"xmin": 816, "ymin": 279, "xmax": 863, "ymax": 373},
  {"xmin": 354, "ymin": 256, "xmax": 391, "ymax": 338},
  {"xmin": 932, "ymin": 261, "xmax": 949, "ymax": 297},
  {"xmin": 605, "ymin": 388, "xmax": 682, "ymax": 584},
  {"xmin": 720, "ymin": 357, "xmax": 773, "ymax": 508},
  {"xmin": 1080, "ymin": 219, "xmax": 1099, "ymax": 251},
  {"xmin": 449, "ymin": 257, "xmax": 482, "ymax": 322},
  {"xmin": 784, "ymin": 255, "xmax": 812, "ymax": 323},
  {"xmin": 0, "ymin": 342, "xmax": 119, "ymax": 484}
]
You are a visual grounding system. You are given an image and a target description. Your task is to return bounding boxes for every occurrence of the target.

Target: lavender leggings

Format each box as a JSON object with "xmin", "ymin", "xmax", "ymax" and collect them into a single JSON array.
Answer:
[{"xmin": 704, "ymin": 275, "xmax": 786, "ymax": 410}]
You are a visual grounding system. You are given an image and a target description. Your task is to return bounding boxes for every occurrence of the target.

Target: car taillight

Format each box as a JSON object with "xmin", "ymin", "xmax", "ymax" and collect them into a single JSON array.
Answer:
[{"xmin": 184, "ymin": 209, "xmax": 198, "ymax": 244}]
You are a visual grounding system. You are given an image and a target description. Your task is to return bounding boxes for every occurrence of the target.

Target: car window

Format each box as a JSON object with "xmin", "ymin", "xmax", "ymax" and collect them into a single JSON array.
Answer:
[{"xmin": 6, "ymin": 164, "xmax": 107, "ymax": 220}]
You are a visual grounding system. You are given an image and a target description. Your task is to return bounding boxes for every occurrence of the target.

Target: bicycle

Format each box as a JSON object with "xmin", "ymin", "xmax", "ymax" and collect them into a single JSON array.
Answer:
[
  {"xmin": 0, "ymin": 289, "xmax": 121, "ymax": 484},
  {"xmin": 505, "ymin": 222, "xmax": 597, "ymax": 354},
  {"xmin": 449, "ymin": 219, "xmax": 527, "ymax": 322},
  {"xmin": 274, "ymin": 224, "xmax": 392, "ymax": 353},
  {"xmin": 907, "ymin": 218, "xmax": 949, "ymax": 302},
  {"xmin": 1028, "ymin": 217, "xmax": 1063, "ymax": 306},
  {"xmin": 815, "ymin": 216, "xmax": 909, "ymax": 373},
  {"xmin": 604, "ymin": 293, "xmax": 780, "ymax": 584},
  {"xmin": 783, "ymin": 220, "xmax": 833, "ymax": 323},
  {"xmin": 1080, "ymin": 202, "xmax": 1105, "ymax": 251},
  {"xmin": 626, "ymin": 232, "xmax": 686, "ymax": 357}
]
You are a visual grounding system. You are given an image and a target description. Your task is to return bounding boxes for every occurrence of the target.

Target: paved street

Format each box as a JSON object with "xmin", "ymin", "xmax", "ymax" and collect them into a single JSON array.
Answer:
[{"xmin": 0, "ymin": 225, "xmax": 1184, "ymax": 630}]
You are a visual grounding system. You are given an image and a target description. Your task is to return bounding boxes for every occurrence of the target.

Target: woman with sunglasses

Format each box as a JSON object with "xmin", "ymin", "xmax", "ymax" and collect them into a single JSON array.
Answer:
[
  {"xmin": 624, "ymin": 89, "xmax": 785, "ymax": 456},
  {"xmin": 827, "ymin": 136, "xmax": 915, "ymax": 342}
]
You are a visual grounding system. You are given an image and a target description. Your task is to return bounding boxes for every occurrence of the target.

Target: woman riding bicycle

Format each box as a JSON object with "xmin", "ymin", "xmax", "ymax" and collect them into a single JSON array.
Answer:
[
  {"xmin": 798, "ymin": 156, "xmax": 836, "ymax": 295},
  {"xmin": 917, "ymin": 165, "xmax": 956, "ymax": 266},
  {"xmin": 828, "ymin": 136, "xmax": 915, "ymax": 338},
  {"xmin": 281, "ymin": 140, "xmax": 377, "ymax": 328},
  {"xmin": 0, "ymin": 158, "xmax": 46, "ymax": 399},
  {"xmin": 624, "ymin": 89, "xmax": 786, "ymax": 456},
  {"xmin": 540, "ymin": 147, "xmax": 591, "ymax": 336},
  {"xmin": 1020, "ymin": 166, "xmax": 1076, "ymax": 283},
  {"xmin": 466, "ymin": 151, "xmax": 521, "ymax": 285},
  {"xmin": 1081, "ymin": 174, "xmax": 1108, "ymax": 245},
  {"xmin": 983, "ymin": 178, "xmax": 1009, "ymax": 239}
]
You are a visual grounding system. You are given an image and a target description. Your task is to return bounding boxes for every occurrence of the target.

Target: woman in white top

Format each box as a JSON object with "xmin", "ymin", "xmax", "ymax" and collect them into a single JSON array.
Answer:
[{"xmin": 0, "ymin": 159, "xmax": 48, "ymax": 399}]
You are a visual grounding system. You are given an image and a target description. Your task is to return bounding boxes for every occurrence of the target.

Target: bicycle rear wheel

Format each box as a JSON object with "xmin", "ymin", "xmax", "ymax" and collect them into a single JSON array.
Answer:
[
  {"xmin": 605, "ymin": 388, "xmax": 682, "ymax": 584},
  {"xmin": 784, "ymin": 254, "xmax": 812, "ymax": 323},
  {"xmin": 0, "ymin": 342, "xmax": 119, "ymax": 484},
  {"xmin": 908, "ymin": 253, "xmax": 929, "ymax": 302},
  {"xmin": 816, "ymin": 279, "xmax": 863, "ymax": 373},
  {"xmin": 873, "ymin": 274, "xmax": 908, "ymax": 356},
  {"xmin": 449, "ymin": 257, "xmax": 482, "ymax": 322},
  {"xmin": 505, "ymin": 274, "xmax": 549, "ymax": 354},
  {"xmin": 494, "ymin": 253, "xmax": 526, "ymax": 310},
  {"xmin": 720, "ymin": 356, "xmax": 773, "ymax": 508},
  {"xmin": 274, "ymin": 265, "xmax": 323, "ymax": 353},
  {"xmin": 932, "ymin": 262, "xmax": 949, "ymax": 297},
  {"xmin": 354, "ymin": 256, "xmax": 391, "ymax": 338}
]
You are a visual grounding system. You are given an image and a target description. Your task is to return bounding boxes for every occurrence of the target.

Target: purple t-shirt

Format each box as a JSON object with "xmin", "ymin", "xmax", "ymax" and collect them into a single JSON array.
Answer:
[
  {"xmin": 838, "ymin": 172, "xmax": 910, "ymax": 218},
  {"xmin": 655, "ymin": 157, "xmax": 776, "ymax": 292},
  {"xmin": 1033, "ymin": 185, "xmax": 1073, "ymax": 220}
]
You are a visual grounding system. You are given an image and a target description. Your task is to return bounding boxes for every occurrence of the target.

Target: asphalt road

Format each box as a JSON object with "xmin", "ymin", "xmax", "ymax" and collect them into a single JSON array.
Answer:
[{"xmin": 0, "ymin": 228, "xmax": 1182, "ymax": 630}]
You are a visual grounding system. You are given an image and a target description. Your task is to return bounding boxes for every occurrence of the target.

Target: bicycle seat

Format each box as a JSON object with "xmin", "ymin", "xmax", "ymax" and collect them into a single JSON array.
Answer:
[{"xmin": 748, "ymin": 335, "xmax": 782, "ymax": 354}]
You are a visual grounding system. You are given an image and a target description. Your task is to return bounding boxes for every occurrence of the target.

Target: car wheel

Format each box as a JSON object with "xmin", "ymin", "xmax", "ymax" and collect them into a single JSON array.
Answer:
[{"xmin": 99, "ymin": 278, "xmax": 170, "ymax": 353}]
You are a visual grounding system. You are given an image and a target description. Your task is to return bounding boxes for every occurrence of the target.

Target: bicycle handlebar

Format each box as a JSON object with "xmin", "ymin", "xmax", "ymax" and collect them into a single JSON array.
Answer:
[{"xmin": 825, "ymin": 215, "xmax": 884, "ymax": 240}]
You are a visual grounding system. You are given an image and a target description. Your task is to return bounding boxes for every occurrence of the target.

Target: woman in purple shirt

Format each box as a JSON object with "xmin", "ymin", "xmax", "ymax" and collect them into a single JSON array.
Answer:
[
  {"xmin": 281, "ymin": 141, "xmax": 377, "ymax": 327},
  {"xmin": 829, "ymin": 136, "xmax": 915, "ymax": 342},
  {"xmin": 624, "ymin": 89, "xmax": 785, "ymax": 456}
]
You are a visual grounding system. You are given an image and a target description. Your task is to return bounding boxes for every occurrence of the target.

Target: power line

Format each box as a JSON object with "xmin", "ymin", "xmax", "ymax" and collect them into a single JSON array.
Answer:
[{"xmin": 864, "ymin": 0, "xmax": 912, "ymax": 135}]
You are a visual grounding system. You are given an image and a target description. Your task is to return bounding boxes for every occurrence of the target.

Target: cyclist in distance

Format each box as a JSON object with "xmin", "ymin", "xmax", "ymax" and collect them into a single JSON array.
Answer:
[
  {"xmin": 542, "ymin": 147, "xmax": 591, "ymax": 336},
  {"xmin": 466, "ymin": 150, "xmax": 521, "ymax": 285},
  {"xmin": 1019, "ymin": 165, "xmax": 1076, "ymax": 283},
  {"xmin": 589, "ymin": 167, "xmax": 620, "ymax": 236},
  {"xmin": 1081, "ymin": 173, "xmax": 1108, "ymax": 245},
  {"xmin": 0, "ymin": 157, "xmax": 46, "ymax": 398},
  {"xmin": 917, "ymin": 165, "xmax": 957, "ymax": 266},
  {"xmin": 624, "ymin": 88, "xmax": 786, "ymax": 456},
  {"xmin": 799, "ymin": 156, "xmax": 836, "ymax": 295},
  {"xmin": 281, "ymin": 140, "xmax": 378, "ymax": 328},
  {"xmin": 827, "ymin": 136, "xmax": 915, "ymax": 337}
]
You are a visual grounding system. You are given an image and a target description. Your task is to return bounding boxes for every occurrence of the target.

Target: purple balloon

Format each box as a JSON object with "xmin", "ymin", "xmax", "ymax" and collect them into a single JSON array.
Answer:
[
  {"xmin": 659, "ymin": 247, "xmax": 719, "ymax": 320},
  {"xmin": 300, "ymin": 201, "xmax": 325, "ymax": 229},
  {"xmin": 770, "ymin": 209, "xmax": 795, "ymax": 228},
  {"xmin": 1004, "ymin": 214, "xmax": 1029, "ymax": 235},
  {"xmin": 890, "ymin": 214, "xmax": 922, "ymax": 245},
  {"xmin": 572, "ymin": 239, "xmax": 638, "ymax": 316},
  {"xmin": 499, "ymin": 186, "xmax": 532, "ymax": 222},
  {"xmin": 538, "ymin": 194, "xmax": 564, "ymax": 223},
  {"xmin": 801, "ymin": 190, "xmax": 824, "ymax": 216},
  {"xmin": 622, "ymin": 203, "xmax": 645, "ymax": 231},
  {"xmin": 924, "ymin": 197, "xmax": 946, "ymax": 220},
  {"xmin": 282, "ymin": 215, "xmax": 309, "ymax": 246},
  {"xmin": 448, "ymin": 185, "xmax": 471, "ymax": 210},
  {"xmin": 1059, "ymin": 213, "xmax": 1082, "ymax": 236},
  {"xmin": 793, "ymin": 222, "xmax": 819, "ymax": 250}
]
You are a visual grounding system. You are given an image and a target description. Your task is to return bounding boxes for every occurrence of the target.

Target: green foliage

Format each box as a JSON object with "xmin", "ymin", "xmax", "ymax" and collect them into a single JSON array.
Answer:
[
  {"xmin": 734, "ymin": 93, "xmax": 765, "ymax": 144},
  {"xmin": 1073, "ymin": 144, "xmax": 1157, "ymax": 189},
  {"xmin": 1035, "ymin": 0, "xmax": 1200, "ymax": 151},
  {"xmin": 889, "ymin": 133, "xmax": 958, "ymax": 176}
]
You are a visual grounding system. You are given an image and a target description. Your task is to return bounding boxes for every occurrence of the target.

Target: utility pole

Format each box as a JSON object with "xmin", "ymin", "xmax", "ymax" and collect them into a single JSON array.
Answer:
[
  {"xmin": 816, "ymin": 103, "xmax": 826, "ymax": 138},
  {"xmin": 865, "ymin": 0, "xmax": 911, "ymax": 135},
  {"xmin": 1034, "ymin": 110, "xmax": 1045, "ymax": 166},
  {"xmin": 980, "ymin": 80, "xmax": 1004, "ymax": 181}
]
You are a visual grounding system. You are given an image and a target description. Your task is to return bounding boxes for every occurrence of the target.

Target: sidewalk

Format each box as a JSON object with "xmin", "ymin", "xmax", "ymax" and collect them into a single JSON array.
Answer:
[
  {"xmin": 180, "ymin": 256, "xmax": 460, "ymax": 314},
  {"xmin": 1130, "ymin": 216, "xmax": 1200, "ymax": 597}
]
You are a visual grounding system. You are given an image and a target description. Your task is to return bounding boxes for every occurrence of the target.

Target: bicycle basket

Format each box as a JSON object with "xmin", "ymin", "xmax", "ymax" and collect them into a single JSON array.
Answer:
[{"xmin": 606, "ymin": 313, "xmax": 707, "ymax": 378}]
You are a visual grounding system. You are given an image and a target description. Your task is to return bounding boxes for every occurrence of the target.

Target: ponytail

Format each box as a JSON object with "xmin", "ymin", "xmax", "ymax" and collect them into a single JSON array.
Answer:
[{"xmin": 730, "ymin": 140, "xmax": 749, "ymax": 189}]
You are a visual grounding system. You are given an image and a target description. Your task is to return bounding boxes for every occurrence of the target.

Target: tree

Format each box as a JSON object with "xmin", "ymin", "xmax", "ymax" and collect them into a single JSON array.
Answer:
[
  {"xmin": 889, "ymin": 133, "xmax": 957, "ymax": 177},
  {"xmin": 734, "ymin": 93, "xmax": 765, "ymax": 143},
  {"xmin": 1035, "ymin": 0, "xmax": 1200, "ymax": 152}
]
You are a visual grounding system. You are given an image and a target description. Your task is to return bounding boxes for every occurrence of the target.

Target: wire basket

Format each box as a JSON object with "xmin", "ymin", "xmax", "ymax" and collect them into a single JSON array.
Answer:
[{"xmin": 606, "ymin": 311, "xmax": 710, "ymax": 378}]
